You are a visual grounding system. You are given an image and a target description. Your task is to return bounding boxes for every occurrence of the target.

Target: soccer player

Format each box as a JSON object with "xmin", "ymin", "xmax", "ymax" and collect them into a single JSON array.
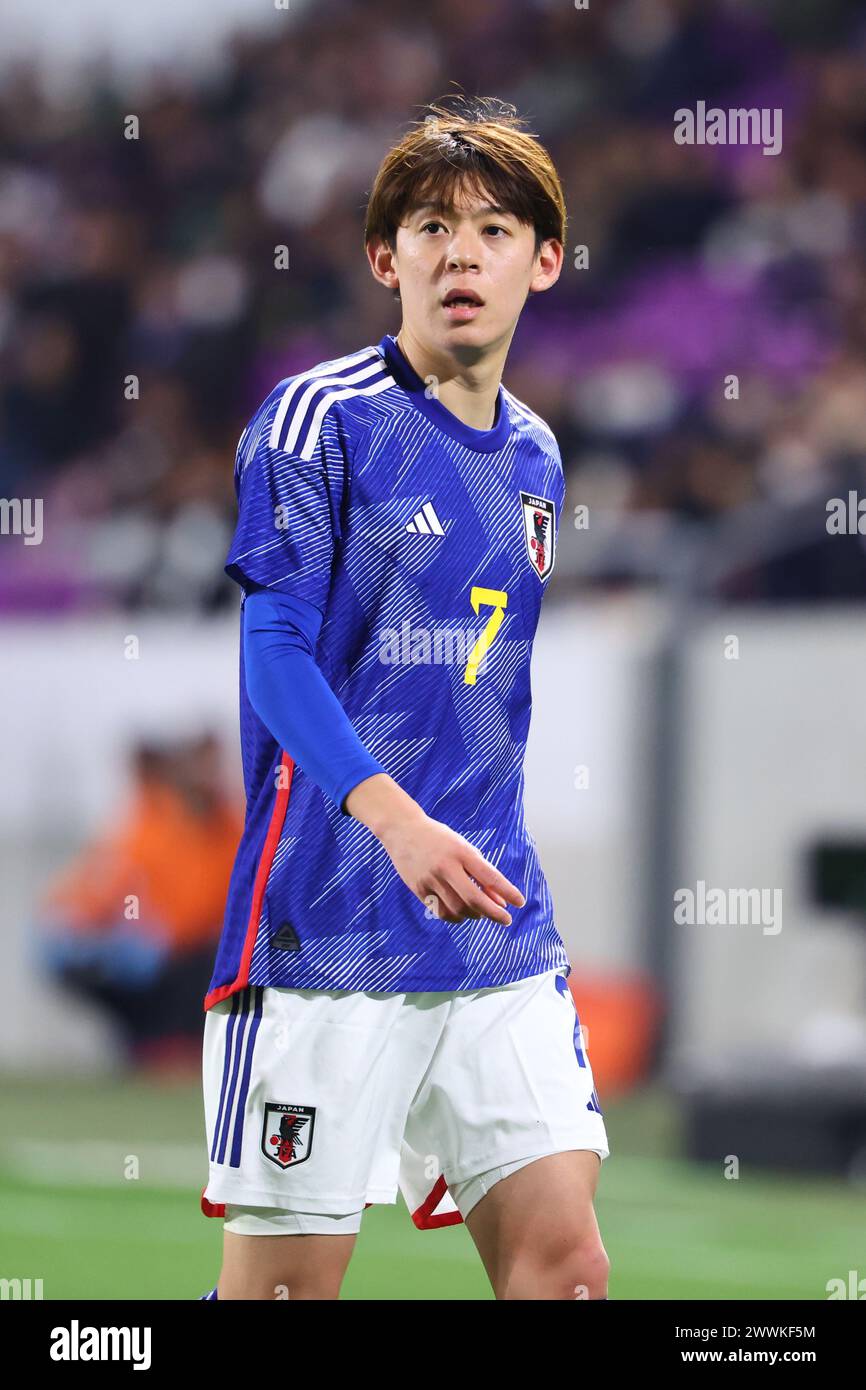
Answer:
[{"xmin": 200, "ymin": 96, "xmax": 610, "ymax": 1301}]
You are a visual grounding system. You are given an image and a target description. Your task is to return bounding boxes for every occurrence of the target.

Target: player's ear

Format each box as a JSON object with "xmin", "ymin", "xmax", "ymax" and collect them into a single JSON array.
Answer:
[{"xmin": 367, "ymin": 235, "xmax": 398, "ymax": 291}]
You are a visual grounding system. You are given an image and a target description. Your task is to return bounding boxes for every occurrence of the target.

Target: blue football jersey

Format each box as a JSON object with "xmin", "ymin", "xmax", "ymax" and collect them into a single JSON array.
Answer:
[{"xmin": 205, "ymin": 333, "xmax": 570, "ymax": 1006}]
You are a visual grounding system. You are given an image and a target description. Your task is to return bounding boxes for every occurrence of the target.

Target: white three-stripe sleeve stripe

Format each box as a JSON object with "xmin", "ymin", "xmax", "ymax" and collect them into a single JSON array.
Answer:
[
  {"xmin": 267, "ymin": 348, "xmax": 379, "ymax": 450},
  {"xmin": 297, "ymin": 376, "xmax": 395, "ymax": 460},
  {"xmin": 268, "ymin": 358, "xmax": 392, "ymax": 457},
  {"xmin": 284, "ymin": 360, "xmax": 388, "ymax": 454}
]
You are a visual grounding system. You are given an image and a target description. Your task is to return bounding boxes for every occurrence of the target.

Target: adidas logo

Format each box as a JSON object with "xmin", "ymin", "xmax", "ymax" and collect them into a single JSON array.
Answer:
[
  {"xmin": 272, "ymin": 921, "xmax": 301, "ymax": 953},
  {"xmin": 406, "ymin": 501, "xmax": 445, "ymax": 535}
]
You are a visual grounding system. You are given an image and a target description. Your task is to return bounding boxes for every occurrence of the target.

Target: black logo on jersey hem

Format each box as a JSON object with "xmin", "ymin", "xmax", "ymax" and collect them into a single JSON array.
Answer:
[
  {"xmin": 262, "ymin": 1103, "xmax": 316, "ymax": 1169},
  {"xmin": 272, "ymin": 920, "xmax": 301, "ymax": 952},
  {"xmin": 520, "ymin": 491, "xmax": 555, "ymax": 580}
]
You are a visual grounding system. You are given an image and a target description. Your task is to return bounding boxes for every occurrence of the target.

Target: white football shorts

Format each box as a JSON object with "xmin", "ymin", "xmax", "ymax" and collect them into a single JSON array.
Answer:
[{"xmin": 201, "ymin": 965, "xmax": 609, "ymax": 1234}]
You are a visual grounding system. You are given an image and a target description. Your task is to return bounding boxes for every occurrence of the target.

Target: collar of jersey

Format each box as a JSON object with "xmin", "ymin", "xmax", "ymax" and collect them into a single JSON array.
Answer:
[{"xmin": 378, "ymin": 334, "xmax": 511, "ymax": 454}]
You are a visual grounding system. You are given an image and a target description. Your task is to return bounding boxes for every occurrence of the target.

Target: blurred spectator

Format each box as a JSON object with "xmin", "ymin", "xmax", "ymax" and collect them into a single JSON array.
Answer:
[{"xmin": 33, "ymin": 732, "xmax": 243, "ymax": 1074}]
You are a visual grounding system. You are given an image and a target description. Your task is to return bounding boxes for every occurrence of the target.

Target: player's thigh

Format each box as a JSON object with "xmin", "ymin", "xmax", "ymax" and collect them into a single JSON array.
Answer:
[
  {"xmin": 217, "ymin": 1204, "xmax": 363, "ymax": 1300},
  {"xmin": 464, "ymin": 1150, "xmax": 606, "ymax": 1295},
  {"xmin": 219, "ymin": 1206, "xmax": 366, "ymax": 1301},
  {"xmin": 219, "ymin": 1228, "xmax": 357, "ymax": 1300}
]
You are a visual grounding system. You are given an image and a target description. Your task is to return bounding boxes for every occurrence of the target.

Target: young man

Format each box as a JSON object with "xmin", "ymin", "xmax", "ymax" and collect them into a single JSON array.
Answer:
[{"xmin": 200, "ymin": 97, "xmax": 610, "ymax": 1301}]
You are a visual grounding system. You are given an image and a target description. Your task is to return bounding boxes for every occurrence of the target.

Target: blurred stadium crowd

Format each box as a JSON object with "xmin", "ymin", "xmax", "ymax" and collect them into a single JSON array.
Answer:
[{"xmin": 2, "ymin": 0, "xmax": 866, "ymax": 610}]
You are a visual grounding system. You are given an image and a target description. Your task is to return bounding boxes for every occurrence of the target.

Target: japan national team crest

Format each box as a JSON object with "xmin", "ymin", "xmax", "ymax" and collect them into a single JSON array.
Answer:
[
  {"xmin": 520, "ymin": 491, "xmax": 556, "ymax": 579},
  {"xmin": 261, "ymin": 1102, "xmax": 316, "ymax": 1169}
]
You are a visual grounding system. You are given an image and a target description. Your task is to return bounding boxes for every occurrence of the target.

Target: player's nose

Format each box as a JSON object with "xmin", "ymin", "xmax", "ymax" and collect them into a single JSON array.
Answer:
[{"xmin": 446, "ymin": 243, "xmax": 480, "ymax": 271}]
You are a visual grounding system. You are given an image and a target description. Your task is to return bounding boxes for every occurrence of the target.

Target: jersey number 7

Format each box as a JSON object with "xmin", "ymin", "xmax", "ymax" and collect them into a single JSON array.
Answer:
[{"xmin": 464, "ymin": 586, "xmax": 508, "ymax": 686}]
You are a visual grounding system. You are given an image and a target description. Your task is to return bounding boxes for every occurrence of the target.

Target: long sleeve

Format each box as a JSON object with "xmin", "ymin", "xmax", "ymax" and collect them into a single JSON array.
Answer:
[{"xmin": 242, "ymin": 587, "xmax": 385, "ymax": 815}]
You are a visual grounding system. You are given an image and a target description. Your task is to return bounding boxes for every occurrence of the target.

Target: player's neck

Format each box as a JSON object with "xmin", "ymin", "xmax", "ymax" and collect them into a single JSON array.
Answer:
[{"xmin": 395, "ymin": 327, "xmax": 508, "ymax": 433}]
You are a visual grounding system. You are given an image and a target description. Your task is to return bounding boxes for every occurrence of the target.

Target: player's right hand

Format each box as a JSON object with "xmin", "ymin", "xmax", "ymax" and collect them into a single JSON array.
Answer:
[{"xmin": 377, "ymin": 810, "xmax": 526, "ymax": 926}]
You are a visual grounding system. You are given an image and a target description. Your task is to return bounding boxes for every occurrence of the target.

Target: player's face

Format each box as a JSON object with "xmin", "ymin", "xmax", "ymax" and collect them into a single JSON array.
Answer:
[{"xmin": 373, "ymin": 183, "xmax": 562, "ymax": 360}]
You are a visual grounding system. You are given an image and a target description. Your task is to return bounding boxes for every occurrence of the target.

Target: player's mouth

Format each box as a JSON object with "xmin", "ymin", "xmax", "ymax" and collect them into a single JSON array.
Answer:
[{"xmin": 441, "ymin": 288, "xmax": 485, "ymax": 322}]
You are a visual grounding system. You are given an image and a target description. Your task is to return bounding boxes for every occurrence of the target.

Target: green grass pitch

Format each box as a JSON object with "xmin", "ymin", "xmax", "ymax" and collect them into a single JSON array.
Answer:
[{"xmin": 0, "ymin": 1077, "xmax": 859, "ymax": 1299}]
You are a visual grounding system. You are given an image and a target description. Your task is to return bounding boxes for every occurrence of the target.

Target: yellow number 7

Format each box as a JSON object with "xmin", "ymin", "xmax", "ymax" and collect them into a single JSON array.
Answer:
[{"xmin": 464, "ymin": 586, "xmax": 508, "ymax": 685}]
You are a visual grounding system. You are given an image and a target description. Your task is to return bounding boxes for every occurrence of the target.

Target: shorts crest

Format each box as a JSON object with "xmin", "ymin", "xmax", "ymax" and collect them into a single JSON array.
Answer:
[{"xmin": 261, "ymin": 1102, "xmax": 316, "ymax": 1169}]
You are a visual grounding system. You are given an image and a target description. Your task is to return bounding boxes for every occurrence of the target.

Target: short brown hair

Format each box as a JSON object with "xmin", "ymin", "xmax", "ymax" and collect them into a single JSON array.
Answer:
[{"xmin": 364, "ymin": 95, "xmax": 567, "ymax": 257}]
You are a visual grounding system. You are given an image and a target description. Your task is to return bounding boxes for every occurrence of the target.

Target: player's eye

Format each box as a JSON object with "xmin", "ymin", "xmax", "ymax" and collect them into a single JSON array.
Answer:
[{"xmin": 418, "ymin": 218, "xmax": 509, "ymax": 237}]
